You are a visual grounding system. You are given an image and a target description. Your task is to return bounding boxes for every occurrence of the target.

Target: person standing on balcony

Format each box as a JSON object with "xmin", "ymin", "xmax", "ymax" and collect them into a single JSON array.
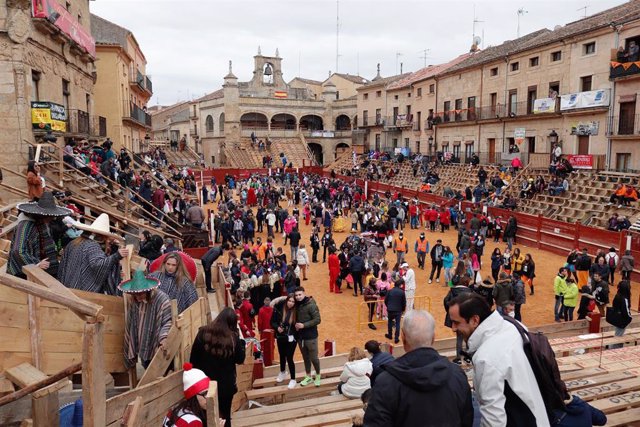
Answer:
[{"xmin": 628, "ymin": 41, "xmax": 639, "ymax": 62}]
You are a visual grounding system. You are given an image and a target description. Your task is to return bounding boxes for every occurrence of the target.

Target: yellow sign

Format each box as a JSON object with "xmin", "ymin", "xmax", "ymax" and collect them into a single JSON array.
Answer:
[{"xmin": 31, "ymin": 102, "xmax": 66, "ymax": 132}]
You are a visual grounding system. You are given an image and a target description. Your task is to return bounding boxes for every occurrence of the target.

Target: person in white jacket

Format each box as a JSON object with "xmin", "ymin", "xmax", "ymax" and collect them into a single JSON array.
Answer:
[
  {"xmin": 338, "ymin": 347, "xmax": 372, "ymax": 399},
  {"xmin": 296, "ymin": 243, "xmax": 310, "ymax": 281},
  {"xmin": 448, "ymin": 293, "xmax": 549, "ymax": 427},
  {"xmin": 401, "ymin": 262, "xmax": 416, "ymax": 310}
]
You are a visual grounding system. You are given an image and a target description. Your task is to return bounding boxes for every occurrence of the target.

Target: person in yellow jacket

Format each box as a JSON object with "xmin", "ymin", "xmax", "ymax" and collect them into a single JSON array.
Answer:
[
  {"xmin": 511, "ymin": 248, "xmax": 525, "ymax": 277},
  {"xmin": 554, "ymin": 267, "xmax": 568, "ymax": 322},
  {"xmin": 562, "ymin": 278, "xmax": 579, "ymax": 321},
  {"xmin": 393, "ymin": 231, "xmax": 408, "ymax": 265}
]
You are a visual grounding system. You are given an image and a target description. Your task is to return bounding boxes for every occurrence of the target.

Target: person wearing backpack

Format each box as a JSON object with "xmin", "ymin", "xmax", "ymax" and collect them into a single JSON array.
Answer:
[
  {"xmin": 606, "ymin": 281, "xmax": 632, "ymax": 349},
  {"xmin": 604, "ymin": 247, "xmax": 619, "ymax": 285},
  {"xmin": 447, "ymin": 293, "xmax": 551, "ymax": 426}
]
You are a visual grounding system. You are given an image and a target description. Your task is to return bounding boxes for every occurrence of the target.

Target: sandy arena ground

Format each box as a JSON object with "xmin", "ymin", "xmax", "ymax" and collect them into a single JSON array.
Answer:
[{"xmin": 207, "ymin": 200, "xmax": 636, "ymax": 355}]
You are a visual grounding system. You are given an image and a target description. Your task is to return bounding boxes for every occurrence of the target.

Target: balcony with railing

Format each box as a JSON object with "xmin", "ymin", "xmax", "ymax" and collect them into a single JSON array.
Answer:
[
  {"xmin": 610, "ymin": 60, "xmax": 640, "ymax": 80},
  {"xmin": 607, "ymin": 115, "xmax": 640, "ymax": 137},
  {"xmin": 383, "ymin": 114, "xmax": 413, "ymax": 130},
  {"xmin": 66, "ymin": 109, "xmax": 90, "ymax": 135},
  {"xmin": 130, "ymin": 69, "xmax": 153, "ymax": 96},
  {"xmin": 124, "ymin": 102, "xmax": 151, "ymax": 128}
]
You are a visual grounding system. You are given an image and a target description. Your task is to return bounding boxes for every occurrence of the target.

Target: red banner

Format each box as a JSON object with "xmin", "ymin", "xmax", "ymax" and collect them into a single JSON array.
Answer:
[
  {"xmin": 32, "ymin": 0, "xmax": 96, "ymax": 57},
  {"xmin": 566, "ymin": 154, "xmax": 593, "ymax": 169}
]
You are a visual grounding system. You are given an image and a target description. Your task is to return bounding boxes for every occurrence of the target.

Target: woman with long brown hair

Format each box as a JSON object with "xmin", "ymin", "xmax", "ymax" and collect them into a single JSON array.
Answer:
[
  {"xmin": 190, "ymin": 307, "xmax": 246, "ymax": 427},
  {"xmin": 270, "ymin": 293, "xmax": 298, "ymax": 389},
  {"xmin": 149, "ymin": 252, "xmax": 197, "ymax": 313}
]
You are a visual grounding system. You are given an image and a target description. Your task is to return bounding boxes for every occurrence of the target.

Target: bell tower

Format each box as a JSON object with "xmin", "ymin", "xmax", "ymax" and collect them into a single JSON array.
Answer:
[{"xmin": 249, "ymin": 47, "xmax": 286, "ymax": 89}]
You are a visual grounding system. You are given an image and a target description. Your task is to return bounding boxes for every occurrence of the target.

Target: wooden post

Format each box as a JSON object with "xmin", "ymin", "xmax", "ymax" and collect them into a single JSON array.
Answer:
[
  {"xmin": 206, "ymin": 381, "xmax": 220, "ymax": 427},
  {"xmin": 124, "ymin": 188, "xmax": 130, "ymax": 219},
  {"xmin": 27, "ymin": 295, "xmax": 41, "ymax": 370},
  {"xmin": 82, "ymin": 322, "xmax": 106, "ymax": 427},
  {"xmin": 261, "ymin": 329, "xmax": 275, "ymax": 366},
  {"xmin": 58, "ymin": 139, "xmax": 64, "ymax": 187},
  {"xmin": 121, "ymin": 396, "xmax": 143, "ymax": 427},
  {"xmin": 137, "ymin": 324, "xmax": 182, "ymax": 388}
]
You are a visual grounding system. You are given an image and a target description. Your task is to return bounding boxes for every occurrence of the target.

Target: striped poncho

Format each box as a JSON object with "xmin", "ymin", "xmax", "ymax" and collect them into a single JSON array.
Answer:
[
  {"xmin": 8, "ymin": 216, "xmax": 59, "ymax": 279},
  {"xmin": 124, "ymin": 289, "xmax": 172, "ymax": 368},
  {"xmin": 148, "ymin": 271, "xmax": 198, "ymax": 314},
  {"xmin": 57, "ymin": 237, "xmax": 122, "ymax": 295}
]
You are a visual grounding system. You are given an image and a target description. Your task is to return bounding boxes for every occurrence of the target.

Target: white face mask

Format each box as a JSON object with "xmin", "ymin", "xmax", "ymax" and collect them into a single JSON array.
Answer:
[{"xmin": 507, "ymin": 311, "xmax": 515, "ymax": 318}]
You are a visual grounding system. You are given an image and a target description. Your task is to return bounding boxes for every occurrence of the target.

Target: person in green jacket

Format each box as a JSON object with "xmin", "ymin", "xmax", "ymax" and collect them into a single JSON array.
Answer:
[
  {"xmin": 554, "ymin": 267, "xmax": 568, "ymax": 322},
  {"xmin": 294, "ymin": 286, "xmax": 322, "ymax": 387},
  {"xmin": 562, "ymin": 278, "xmax": 579, "ymax": 321}
]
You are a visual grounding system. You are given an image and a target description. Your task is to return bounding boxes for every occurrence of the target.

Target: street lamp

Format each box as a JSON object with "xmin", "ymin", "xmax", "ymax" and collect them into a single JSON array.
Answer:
[{"xmin": 549, "ymin": 130, "xmax": 558, "ymax": 145}]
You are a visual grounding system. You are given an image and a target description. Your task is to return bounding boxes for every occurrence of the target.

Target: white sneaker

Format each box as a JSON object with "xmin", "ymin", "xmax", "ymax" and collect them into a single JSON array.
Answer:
[
  {"xmin": 437, "ymin": 278, "xmax": 440, "ymax": 283},
  {"xmin": 287, "ymin": 380, "xmax": 297, "ymax": 389},
  {"xmin": 428, "ymin": 279, "xmax": 432, "ymax": 284},
  {"xmin": 276, "ymin": 371, "xmax": 287, "ymax": 383}
]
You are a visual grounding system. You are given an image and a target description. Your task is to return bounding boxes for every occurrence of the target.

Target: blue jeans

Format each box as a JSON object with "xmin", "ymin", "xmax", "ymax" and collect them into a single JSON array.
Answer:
[
  {"xmin": 554, "ymin": 295, "xmax": 563, "ymax": 321},
  {"xmin": 411, "ymin": 216, "xmax": 419, "ymax": 228},
  {"xmin": 611, "ymin": 327, "xmax": 626, "ymax": 349},
  {"xmin": 387, "ymin": 311, "xmax": 402, "ymax": 341},
  {"xmin": 506, "ymin": 237, "xmax": 514, "ymax": 250}
]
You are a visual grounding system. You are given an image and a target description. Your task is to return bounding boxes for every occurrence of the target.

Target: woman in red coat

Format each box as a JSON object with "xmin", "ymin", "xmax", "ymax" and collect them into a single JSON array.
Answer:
[
  {"xmin": 247, "ymin": 187, "xmax": 257, "ymax": 206},
  {"xmin": 328, "ymin": 247, "xmax": 340, "ymax": 293}
]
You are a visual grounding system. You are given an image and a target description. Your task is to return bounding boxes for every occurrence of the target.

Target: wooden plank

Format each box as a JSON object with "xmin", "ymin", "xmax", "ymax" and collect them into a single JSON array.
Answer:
[
  {"xmin": 245, "ymin": 376, "xmax": 342, "ymax": 403},
  {"xmin": 591, "ymin": 389, "xmax": 640, "ymax": 413},
  {"xmin": 566, "ymin": 371, "xmax": 636, "ymax": 391},
  {"xmin": 41, "ymin": 330, "xmax": 123, "ymax": 354},
  {"xmin": 137, "ymin": 324, "xmax": 182, "ymax": 388},
  {"xmin": 5, "ymin": 363, "xmax": 47, "ymax": 388},
  {"xmin": 206, "ymin": 381, "xmax": 220, "ymax": 427},
  {"xmin": 122, "ymin": 396, "xmax": 143, "ymax": 427},
  {"xmin": 573, "ymin": 377, "xmax": 640, "ymax": 402},
  {"xmin": 82, "ymin": 322, "xmax": 106, "ymax": 427},
  {"xmin": 233, "ymin": 395, "xmax": 348, "ymax": 419},
  {"xmin": 261, "ymin": 408, "xmax": 364, "ymax": 427},
  {"xmin": 0, "ymin": 302, "xmax": 29, "ymax": 329},
  {"xmin": 605, "ymin": 407, "xmax": 640, "ymax": 426},
  {"xmin": 235, "ymin": 399, "xmax": 361, "ymax": 427},
  {"xmin": 0, "ymin": 379, "xmax": 14, "ymax": 397},
  {"xmin": 32, "ymin": 390, "xmax": 58, "ymax": 427},
  {"xmin": 253, "ymin": 366, "xmax": 344, "ymax": 389},
  {"xmin": 27, "ymin": 295, "xmax": 41, "ymax": 370},
  {"xmin": 23, "ymin": 266, "xmax": 83, "ymax": 304},
  {"xmin": 263, "ymin": 354, "xmax": 348, "ymax": 377},
  {"xmin": 38, "ymin": 305, "xmax": 124, "ymax": 334},
  {"xmin": 105, "ymin": 371, "xmax": 182, "ymax": 425}
]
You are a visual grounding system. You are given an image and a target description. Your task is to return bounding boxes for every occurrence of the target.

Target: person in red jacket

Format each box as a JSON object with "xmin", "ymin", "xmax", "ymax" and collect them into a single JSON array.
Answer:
[
  {"xmin": 427, "ymin": 206, "xmax": 439, "ymax": 232},
  {"xmin": 439, "ymin": 208, "xmax": 451, "ymax": 232},
  {"xmin": 409, "ymin": 202, "xmax": 419, "ymax": 229},
  {"xmin": 328, "ymin": 247, "xmax": 341, "ymax": 293},
  {"xmin": 237, "ymin": 291, "xmax": 255, "ymax": 337},
  {"xmin": 257, "ymin": 297, "xmax": 273, "ymax": 336}
]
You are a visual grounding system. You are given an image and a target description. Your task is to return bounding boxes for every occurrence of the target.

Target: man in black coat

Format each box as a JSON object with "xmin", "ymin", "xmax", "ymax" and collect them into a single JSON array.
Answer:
[
  {"xmin": 288, "ymin": 226, "xmax": 302, "ymax": 260},
  {"xmin": 365, "ymin": 340, "xmax": 395, "ymax": 387},
  {"xmin": 503, "ymin": 215, "xmax": 518, "ymax": 250},
  {"xmin": 365, "ymin": 310, "xmax": 474, "ymax": 427},
  {"xmin": 348, "ymin": 251, "xmax": 365, "ymax": 297},
  {"xmin": 384, "ymin": 279, "xmax": 406, "ymax": 344},
  {"xmin": 201, "ymin": 242, "xmax": 229, "ymax": 293}
]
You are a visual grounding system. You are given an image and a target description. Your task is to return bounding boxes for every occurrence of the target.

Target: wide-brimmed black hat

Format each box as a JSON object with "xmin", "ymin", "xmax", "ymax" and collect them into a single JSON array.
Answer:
[{"xmin": 17, "ymin": 192, "xmax": 72, "ymax": 217}]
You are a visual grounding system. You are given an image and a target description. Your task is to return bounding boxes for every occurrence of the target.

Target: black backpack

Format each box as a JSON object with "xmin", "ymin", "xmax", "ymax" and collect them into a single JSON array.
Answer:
[{"xmin": 502, "ymin": 316, "xmax": 568, "ymax": 423}]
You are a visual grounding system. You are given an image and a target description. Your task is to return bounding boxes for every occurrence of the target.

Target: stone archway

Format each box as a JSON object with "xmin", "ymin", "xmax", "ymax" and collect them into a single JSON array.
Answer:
[
  {"xmin": 300, "ymin": 115, "xmax": 324, "ymax": 131},
  {"xmin": 270, "ymin": 113, "xmax": 296, "ymax": 130},
  {"xmin": 307, "ymin": 142, "xmax": 324, "ymax": 165},
  {"xmin": 335, "ymin": 114, "xmax": 351, "ymax": 131},
  {"xmin": 335, "ymin": 142, "xmax": 351, "ymax": 158},
  {"xmin": 240, "ymin": 112, "xmax": 268, "ymax": 131}
]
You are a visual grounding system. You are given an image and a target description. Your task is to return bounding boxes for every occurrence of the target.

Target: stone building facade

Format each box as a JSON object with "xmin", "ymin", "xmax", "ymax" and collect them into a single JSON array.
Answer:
[
  {"xmin": 153, "ymin": 50, "xmax": 365, "ymax": 167},
  {"xmin": 91, "ymin": 14, "xmax": 152, "ymax": 152},
  {"xmin": 0, "ymin": 0, "xmax": 100, "ymax": 185},
  {"xmin": 355, "ymin": 0, "xmax": 640, "ymax": 170}
]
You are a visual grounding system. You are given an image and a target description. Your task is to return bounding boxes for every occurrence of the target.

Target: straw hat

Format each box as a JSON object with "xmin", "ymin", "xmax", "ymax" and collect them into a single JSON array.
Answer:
[
  {"xmin": 73, "ymin": 213, "xmax": 120, "ymax": 240},
  {"xmin": 17, "ymin": 192, "xmax": 72, "ymax": 217},
  {"xmin": 118, "ymin": 270, "xmax": 160, "ymax": 294}
]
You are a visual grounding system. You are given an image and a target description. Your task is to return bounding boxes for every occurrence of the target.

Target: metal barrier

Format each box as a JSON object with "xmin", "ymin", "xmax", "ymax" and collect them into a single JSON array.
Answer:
[{"xmin": 357, "ymin": 295, "xmax": 431, "ymax": 332}]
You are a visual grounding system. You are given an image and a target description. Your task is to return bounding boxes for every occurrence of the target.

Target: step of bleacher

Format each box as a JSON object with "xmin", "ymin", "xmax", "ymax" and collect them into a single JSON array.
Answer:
[{"xmin": 245, "ymin": 376, "xmax": 342, "ymax": 404}]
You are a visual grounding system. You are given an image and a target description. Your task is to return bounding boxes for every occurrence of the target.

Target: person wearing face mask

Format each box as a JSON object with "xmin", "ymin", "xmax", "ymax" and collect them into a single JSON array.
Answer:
[
  {"xmin": 58, "ymin": 213, "xmax": 128, "ymax": 295},
  {"xmin": 149, "ymin": 253, "xmax": 198, "ymax": 314}
]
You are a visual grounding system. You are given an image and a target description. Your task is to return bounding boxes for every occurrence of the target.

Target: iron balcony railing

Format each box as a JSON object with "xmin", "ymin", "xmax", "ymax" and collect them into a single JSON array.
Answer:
[
  {"xmin": 126, "ymin": 102, "xmax": 151, "ymax": 127},
  {"xmin": 66, "ymin": 109, "xmax": 90, "ymax": 134},
  {"xmin": 607, "ymin": 115, "xmax": 640, "ymax": 136}
]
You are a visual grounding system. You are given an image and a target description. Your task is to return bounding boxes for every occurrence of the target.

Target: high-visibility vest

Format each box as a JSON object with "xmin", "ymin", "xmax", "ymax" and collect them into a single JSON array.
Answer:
[
  {"xmin": 416, "ymin": 238, "xmax": 428, "ymax": 253},
  {"xmin": 395, "ymin": 237, "xmax": 407, "ymax": 252}
]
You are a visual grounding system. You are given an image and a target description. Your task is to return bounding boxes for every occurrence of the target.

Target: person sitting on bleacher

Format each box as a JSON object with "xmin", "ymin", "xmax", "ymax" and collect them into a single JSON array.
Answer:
[
  {"xmin": 607, "ymin": 213, "xmax": 620, "ymax": 231},
  {"xmin": 607, "ymin": 184, "xmax": 628, "ymax": 207},
  {"xmin": 548, "ymin": 177, "xmax": 569, "ymax": 196},
  {"xmin": 622, "ymin": 186, "xmax": 638, "ymax": 207},
  {"xmin": 617, "ymin": 215, "xmax": 631, "ymax": 231},
  {"xmin": 336, "ymin": 347, "xmax": 372, "ymax": 399}
]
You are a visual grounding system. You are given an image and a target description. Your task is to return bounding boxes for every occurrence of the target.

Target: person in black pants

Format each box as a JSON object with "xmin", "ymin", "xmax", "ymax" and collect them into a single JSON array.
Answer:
[
  {"xmin": 429, "ymin": 239, "xmax": 444, "ymax": 284},
  {"xmin": 349, "ymin": 251, "xmax": 365, "ymax": 297},
  {"xmin": 190, "ymin": 308, "xmax": 246, "ymax": 427},
  {"xmin": 270, "ymin": 294, "xmax": 298, "ymax": 388},
  {"xmin": 200, "ymin": 243, "xmax": 229, "ymax": 293},
  {"xmin": 384, "ymin": 279, "xmax": 406, "ymax": 344}
]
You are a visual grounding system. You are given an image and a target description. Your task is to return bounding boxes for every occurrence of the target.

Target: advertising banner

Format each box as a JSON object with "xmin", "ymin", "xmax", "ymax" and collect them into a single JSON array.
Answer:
[
  {"xmin": 31, "ymin": 102, "xmax": 67, "ymax": 132},
  {"xmin": 533, "ymin": 98, "xmax": 556, "ymax": 114},
  {"xmin": 32, "ymin": 0, "xmax": 96, "ymax": 57},
  {"xmin": 514, "ymin": 128, "xmax": 526, "ymax": 145},
  {"xmin": 570, "ymin": 121, "xmax": 599, "ymax": 136},
  {"xmin": 566, "ymin": 154, "xmax": 593, "ymax": 169},
  {"xmin": 560, "ymin": 89, "xmax": 610, "ymax": 111}
]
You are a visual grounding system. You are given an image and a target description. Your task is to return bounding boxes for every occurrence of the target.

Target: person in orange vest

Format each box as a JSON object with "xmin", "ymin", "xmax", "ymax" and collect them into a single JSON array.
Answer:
[
  {"xmin": 393, "ymin": 231, "xmax": 408, "ymax": 265},
  {"xmin": 414, "ymin": 232, "xmax": 429, "ymax": 270}
]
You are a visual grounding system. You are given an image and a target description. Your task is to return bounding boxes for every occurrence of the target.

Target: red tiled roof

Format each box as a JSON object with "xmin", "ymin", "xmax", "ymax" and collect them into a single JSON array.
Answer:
[
  {"xmin": 386, "ymin": 53, "xmax": 476, "ymax": 90},
  {"xmin": 195, "ymin": 89, "xmax": 224, "ymax": 102}
]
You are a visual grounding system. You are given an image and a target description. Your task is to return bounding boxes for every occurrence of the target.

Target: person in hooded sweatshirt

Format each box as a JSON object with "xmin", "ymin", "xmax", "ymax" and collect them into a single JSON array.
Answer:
[{"xmin": 364, "ymin": 310, "xmax": 473, "ymax": 427}]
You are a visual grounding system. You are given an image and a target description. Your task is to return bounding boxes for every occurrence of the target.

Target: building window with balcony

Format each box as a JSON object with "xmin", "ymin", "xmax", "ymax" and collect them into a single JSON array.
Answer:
[
  {"xmin": 468, "ymin": 96, "xmax": 476, "ymax": 120},
  {"xmin": 580, "ymin": 75, "xmax": 592, "ymax": 92},
  {"xmin": 529, "ymin": 56, "xmax": 539, "ymax": 67},
  {"xmin": 31, "ymin": 70, "xmax": 40, "ymax": 102},
  {"xmin": 527, "ymin": 86, "xmax": 537, "ymax": 114},
  {"xmin": 510, "ymin": 62, "xmax": 520, "ymax": 72},
  {"xmin": 407, "ymin": 92, "xmax": 411, "ymax": 98},
  {"xmin": 375, "ymin": 108, "xmax": 381, "ymax": 124},
  {"xmin": 490, "ymin": 67, "xmax": 498, "ymax": 76},
  {"xmin": 363, "ymin": 93, "xmax": 368, "ymax": 100},
  {"xmin": 363, "ymin": 110, "xmax": 368, "ymax": 126},
  {"xmin": 454, "ymin": 99, "xmax": 462, "ymax": 121},
  {"xmin": 583, "ymin": 42, "xmax": 596, "ymax": 55},
  {"xmin": 417, "ymin": 88, "xmax": 422, "ymax": 97},
  {"xmin": 206, "ymin": 115, "xmax": 214, "ymax": 132},
  {"xmin": 429, "ymin": 84, "xmax": 435, "ymax": 94},
  {"xmin": 551, "ymin": 51, "xmax": 562, "ymax": 62},
  {"xmin": 443, "ymin": 101, "xmax": 451, "ymax": 122},
  {"xmin": 376, "ymin": 90, "xmax": 381, "ymax": 98},
  {"xmin": 508, "ymin": 90, "xmax": 517, "ymax": 115},
  {"xmin": 375, "ymin": 133, "xmax": 381, "ymax": 151}
]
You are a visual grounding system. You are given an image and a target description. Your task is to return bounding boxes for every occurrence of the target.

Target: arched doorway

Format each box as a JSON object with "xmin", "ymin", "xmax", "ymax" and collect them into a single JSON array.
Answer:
[
  {"xmin": 307, "ymin": 142, "xmax": 324, "ymax": 165},
  {"xmin": 240, "ymin": 112, "xmax": 268, "ymax": 131},
  {"xmin": 300, "ymin": 115, "xmax": 324, "ymax": 131},
  {"xmin": 335, "ymin": 142, "xmax": 350, "ymax": 158},
  {"xmin": 270, "ymin": 113, "xmax": 296, "ymax": 130},
  {"xmin": 335, "ymin": 114, "xmax": 351, "ymax": 131},
  {"xmin": 205, "ymin": 115, "xmax": 214, "ymax": 132}
]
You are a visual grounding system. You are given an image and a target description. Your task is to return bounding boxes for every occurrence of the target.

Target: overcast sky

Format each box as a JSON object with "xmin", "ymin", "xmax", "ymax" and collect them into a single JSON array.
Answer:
[{"xmin": 91, "ymin": 0, "xmax": 626, "ymax": 106}]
